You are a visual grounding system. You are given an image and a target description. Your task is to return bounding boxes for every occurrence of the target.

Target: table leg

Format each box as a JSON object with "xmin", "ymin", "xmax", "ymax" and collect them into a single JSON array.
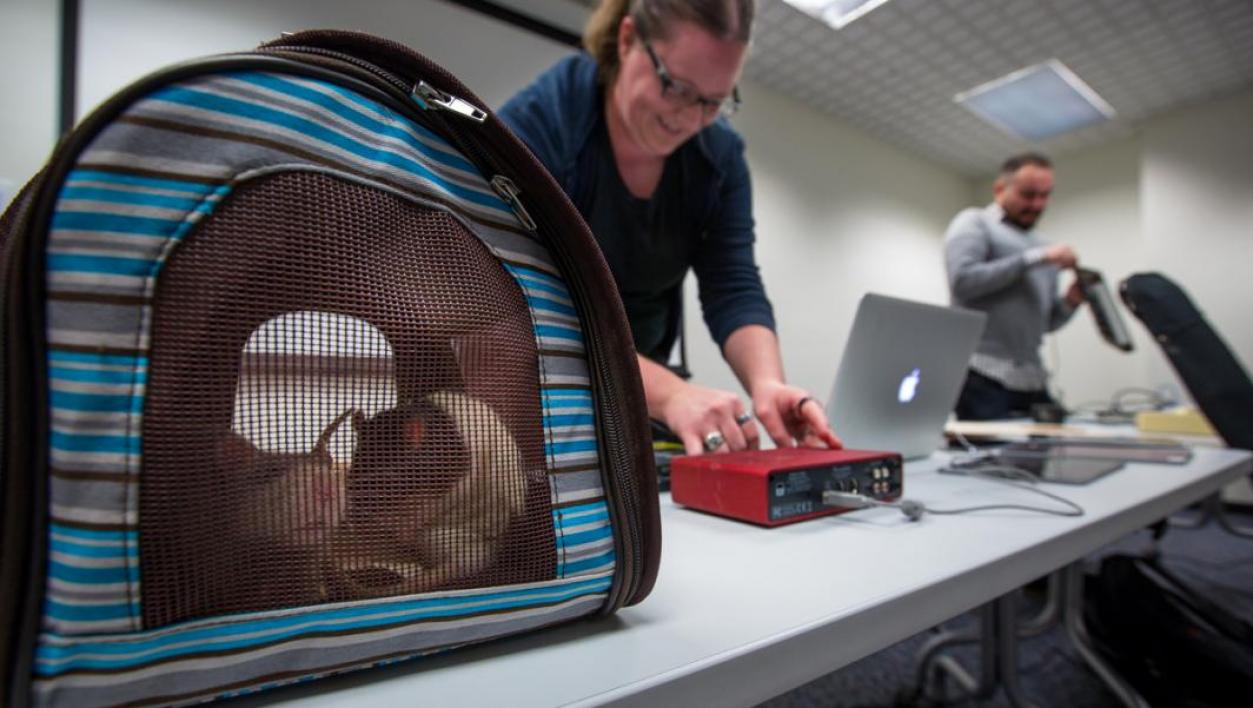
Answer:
[{"xmin": 1060, "ymin": 563, "xmax": 1150, "ymax": 708}]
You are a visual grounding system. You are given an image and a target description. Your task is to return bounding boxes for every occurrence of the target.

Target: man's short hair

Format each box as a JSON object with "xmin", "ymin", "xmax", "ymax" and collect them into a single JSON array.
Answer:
[{"xmin": 999, "ymin": 152, "xmax": 1053, "ymax": 178}]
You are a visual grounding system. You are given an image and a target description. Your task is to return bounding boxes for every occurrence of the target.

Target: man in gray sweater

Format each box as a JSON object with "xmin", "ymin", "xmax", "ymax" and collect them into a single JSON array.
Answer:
[{"xmin": 945, "ymin": 153, "xmax": 1084, "ymax": 420}]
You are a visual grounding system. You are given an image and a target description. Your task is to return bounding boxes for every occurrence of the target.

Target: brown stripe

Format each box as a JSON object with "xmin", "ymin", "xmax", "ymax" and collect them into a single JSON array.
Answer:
[
  {"xmin": 48, "ymin": 591, "xmax": 605, "ymax": 679},
  {"xmin": 48, "ymin": 290, "xmax": 150, "ymax": 306},
  {"xmin": 51, "ymin": 343, "xmax": 149, "ymax": 357},
  {"xmin": 46, "ymin": 516, "xmax": 135, "ymax": 533},
  {"xmin": 538, "ymin": 348, "xmax": 588, "ymax": 360},
  {"xmin": 541, "ymin": 383, "xmax": 592, "ymax": 392},
  {"xmin": 500, "ymin": 255, "xmax": 560, "ymax": 277},
  {"xmin": 548, "ymin": 463, "xmax": 600, "ymax": 477},
  {"xmin": 113, "ymin": 115, "xmax": 530, "ymax": 238},
  {"xmin": 51, "ymin": 468, "xmax": 132, "ymax": 484},
  {"xmin": 75, "ymin": 163, "xmax": 223, "ymax": 186},
  {"xmin": 553, "ymin": 495, "xmax": 606, "ymax": 510}
]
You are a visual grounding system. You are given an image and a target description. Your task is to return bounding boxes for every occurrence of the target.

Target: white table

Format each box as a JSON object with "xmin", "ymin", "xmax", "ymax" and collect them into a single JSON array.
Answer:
[{"xmin": 252, "ymin": 446, "xmax": 1252, "ymax": 707}]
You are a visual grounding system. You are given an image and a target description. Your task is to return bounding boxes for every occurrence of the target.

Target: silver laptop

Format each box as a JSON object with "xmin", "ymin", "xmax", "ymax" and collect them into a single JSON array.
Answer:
[{"xmin": 825, "ymin": 293, "xmax": 986, "ymax": 459}]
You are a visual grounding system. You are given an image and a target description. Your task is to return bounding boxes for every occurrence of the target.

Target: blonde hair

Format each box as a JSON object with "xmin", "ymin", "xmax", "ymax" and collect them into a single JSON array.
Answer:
[{"xmin": 583, "ymin": 0, "xmax": 755, "ymax": 85}]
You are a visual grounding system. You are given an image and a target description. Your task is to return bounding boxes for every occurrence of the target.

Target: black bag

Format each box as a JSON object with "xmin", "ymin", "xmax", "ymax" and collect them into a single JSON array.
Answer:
[
  {"xmin": 1, "ymin": 29, "xmax": 660, "ymax": 706},
  {"xmin": 1119, "ymin": 272, "xmax": 1253, "ymax": 450},
  {"xmin": 1085, "ymin": 553, "xmax": 1253, "ymax": 707}
]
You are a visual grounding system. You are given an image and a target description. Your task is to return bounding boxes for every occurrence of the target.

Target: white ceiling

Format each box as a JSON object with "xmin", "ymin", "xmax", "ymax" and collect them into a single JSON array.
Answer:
[{"xmin": 746, "ymin": 0, "xmax": 1253, "ymax": 176}]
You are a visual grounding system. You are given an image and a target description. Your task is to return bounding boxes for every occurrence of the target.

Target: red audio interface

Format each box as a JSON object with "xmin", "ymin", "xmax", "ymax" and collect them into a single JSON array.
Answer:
[{"xmin": 670, "ymin": 447, "xmax": 904, "ymax": 526}]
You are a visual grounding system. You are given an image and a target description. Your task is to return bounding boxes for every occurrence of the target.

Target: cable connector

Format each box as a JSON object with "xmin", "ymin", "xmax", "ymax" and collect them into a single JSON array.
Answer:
[
  {"xmin": 821, "ymin": 490, "xmax": 875, "ymax": 509},
  {"xmin": 822, "ymin": 490, "xmax": 926, "ymax": 521}
]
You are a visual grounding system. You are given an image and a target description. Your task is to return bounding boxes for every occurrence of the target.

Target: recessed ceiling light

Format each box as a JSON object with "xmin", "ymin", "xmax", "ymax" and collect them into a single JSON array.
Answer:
[
  {"xmin": 783, "ymin": 0, "xmax": 893, "ymax": 30},
  {"xmin": 954, "ymin": 59, "xmax": 1116, "ymax": 141}
]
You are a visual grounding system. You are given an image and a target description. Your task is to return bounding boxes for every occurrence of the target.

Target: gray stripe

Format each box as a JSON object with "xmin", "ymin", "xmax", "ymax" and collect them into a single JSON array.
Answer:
[
  {"xmin": 48, "ymin": 301, "xmax": 147, "ymax": 340},
  {"xmin": 52, "ymin": 410, "xmax": 133, "ymax": 430},
  {"xmin": 56, "ymin": 199, "xmax": 204, "ymax": 222},
  {"xmin": 49, "ymin": 504, "xmax": 136, "ymax": 527},
  {"xmin": 559, "ymin": 541, "xmax": 614, "ymax": 562},
  {"xmin": 46, "ymin": 272, "xmax": 149, "ymax": 294},
  {"xmin": 33, "ymin": 595, "xmax": 602, "ymax": 707},
  {"xmin": 550, "ymin": 469, "xmax": 603, "ymax": 496},
  {"xmin": 46, "ymin": 329, "xmax": 149, "ymax": 351},
  {"xmin": 47, "ymin": 579, "xmax": 133, "ymax": 600},
  {"xmin": 48, "ymin": 476, "xmax": 129, "ymax": 513},
  {"xmin": 61, "ymin": 178, "xmax": 215, "ymax": 199},
  {"xmin": 79, "ymin": 148, "xmax": 237, "ymax": 181}
]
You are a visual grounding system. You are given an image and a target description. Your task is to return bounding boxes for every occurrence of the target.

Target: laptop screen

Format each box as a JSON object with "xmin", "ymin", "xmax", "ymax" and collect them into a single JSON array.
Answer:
[{"xmin": 825, "ymin": 294, "xmax": 985, "ymax": 459}]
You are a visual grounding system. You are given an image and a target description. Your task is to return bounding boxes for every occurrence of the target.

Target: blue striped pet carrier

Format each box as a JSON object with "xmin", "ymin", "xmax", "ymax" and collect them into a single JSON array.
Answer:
[{"xmin": 0, "ymin": 30, "xmax": 660, "ymax": 707}]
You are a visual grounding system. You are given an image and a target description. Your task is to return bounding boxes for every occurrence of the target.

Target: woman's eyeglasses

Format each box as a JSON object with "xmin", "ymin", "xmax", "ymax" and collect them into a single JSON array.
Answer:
[{"xmin": 640, "ymin": 37, "xmax": 741, "ymax": 119}]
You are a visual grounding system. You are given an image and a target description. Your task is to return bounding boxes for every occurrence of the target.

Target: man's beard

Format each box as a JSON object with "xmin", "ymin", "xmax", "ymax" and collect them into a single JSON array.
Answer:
[{"xmin": 1004, "ymin": 211, "xmax": 1040, "ymax": 230}]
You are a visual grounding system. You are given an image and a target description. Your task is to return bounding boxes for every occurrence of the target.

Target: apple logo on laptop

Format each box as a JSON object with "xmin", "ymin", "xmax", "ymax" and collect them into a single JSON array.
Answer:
[{"xmin": 898, "ymin": 368, "xmax": 921, "ymax": 404}]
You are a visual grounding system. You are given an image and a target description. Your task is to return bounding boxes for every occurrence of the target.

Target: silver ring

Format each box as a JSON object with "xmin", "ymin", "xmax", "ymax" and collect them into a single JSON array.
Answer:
[
  {"xmin": 734, "ymin": 412, "xmax": 753, "ymax": 425},
  {"xmin": 702, "ymin": 431, "xmax": 725, "ymax": 452}
]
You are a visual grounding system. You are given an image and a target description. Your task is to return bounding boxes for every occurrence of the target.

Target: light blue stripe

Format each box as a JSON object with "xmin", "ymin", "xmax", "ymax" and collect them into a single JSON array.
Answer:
[
  {"xmin": 47, "ymin": 561, "xmax": 141, "ymax": 585},
  {"xmin": 44, "ymin": 599, "xmax": 138, "ymax": 622},
  {"xmin": 52, "ymin": 211, "xmax": 184, "ymax": 236},
  {"xmin": 535, "ymin": 324, "xmax": 583, "ymax": 342},
  {"xmin": 541, "ymin": 389, "xmax": 592, "ymax": 402},
  {"xmin": 66, "ymin": 170, "xmax": 216, "ymax": 194},
  {"xmin": 556, "ymin": 509, "xmax": 610, "ymax": 526},
  {"xmin": 50, "ymin": 431, "xmax": 139, "ymax": 455},
  {"xmin": 50, "ymin": 538, "xmax": 135, "ymax": 559},
  {"xmin": 557, "ymin": 525, "xmax": 613, "ymax": 547},
  {"xmin": 35, "ymin": 578, "xmax": 611, "ymax": 673},
  {"xmin": 47, "ymin": 253, "xmax": 155, "ymax": 277},
  {"xmin": 50, "ymin": 366, "xmax": 146, "ymax": 385},
  {"xmin": 546, "ymin": 439, "xmax": 598, "ymax": 456},
  {"xmin": 58, "ymin": 187, "xmax": 208, "ymax": 211},
  {"xmin": 558, "ymin": 501, "xmax": 609, "ymax": 516},
  {"xmin": 232, "ymin": 73, "xmax": 478, "ymax": 174},
  {"xmin": 50, "ymin": 390, "xmax": 143, "ymax": 414},
  {"xmin": 512, "ymin": 275, "xmax": 571, "ymax": 300},
  {"xmin": 150, "ymin": 85, "xmax": 510, "ymax": 214},
  {"xmin": 561, "ymin": 551, "xmax": 615, "ymax": 576},
  {"xmin": 49, "ymin": 350, "xmax": 148, "ymax": 368},
  {"xmin": 504, "ymin": 263, "xmax": 565, "ymax": 288},
  {"xmin": 525, "ymin": 294, "xmax": 577, "ymax": 317},
  {"xmin": 543, "ymin": 413, "xmax": 595, "ymax": 427},
  {"xmin": 50, "ymin": 524, "xmax": 138, "ymax": 543}
]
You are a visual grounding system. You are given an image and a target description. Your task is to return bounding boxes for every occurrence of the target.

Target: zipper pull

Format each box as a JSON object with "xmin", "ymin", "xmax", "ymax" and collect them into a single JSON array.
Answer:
[
  {"xmin": 490, "ymin": 175, "xmax": 537, "ymax": 232},
  {"xmin": 412, "ymin": 81, "xmax": 487, "ymax": 124}
]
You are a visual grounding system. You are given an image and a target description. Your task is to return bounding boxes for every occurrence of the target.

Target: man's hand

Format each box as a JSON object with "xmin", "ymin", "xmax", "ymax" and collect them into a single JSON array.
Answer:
[
  {"xmin": 1065, "ymin": 279, "xmax": 1085, "ymax": 308},
  {"xmin": 1043, "ymin": 244, "xmax": 1078, "ymax": 268}
]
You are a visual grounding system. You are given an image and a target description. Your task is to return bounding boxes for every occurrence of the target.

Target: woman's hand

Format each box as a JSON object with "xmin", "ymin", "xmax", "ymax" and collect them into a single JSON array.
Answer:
[
  {"xmin": 750, "ymin": 380, "xmax": 842, "ymax": 450},
  {"xmin": 659, "ymin": 380, "xmax": 760, "ymax": 456}
]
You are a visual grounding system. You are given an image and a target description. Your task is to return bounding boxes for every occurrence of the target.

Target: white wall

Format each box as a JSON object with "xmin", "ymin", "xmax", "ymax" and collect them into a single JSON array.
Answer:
[
  {"xmin": 683, "ymin": 80, "xmax": 970, "ymax": 404},
  {"xmin": 74, "ymin": 0, "xmax": 579, "ymax": 117},
  {"xmin": 1040, "ymin": 88, "xmax": 1253, "ymax": 410},
  {"xmin": 0, "ymin": 0, "xmax": 59, "ymax": 206}
]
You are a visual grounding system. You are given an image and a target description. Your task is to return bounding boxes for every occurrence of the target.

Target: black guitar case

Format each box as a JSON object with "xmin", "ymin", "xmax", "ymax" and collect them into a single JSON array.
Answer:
[{"xmin": 1120, "ymin": 272, "xmax": 1253, "ymax": 450}]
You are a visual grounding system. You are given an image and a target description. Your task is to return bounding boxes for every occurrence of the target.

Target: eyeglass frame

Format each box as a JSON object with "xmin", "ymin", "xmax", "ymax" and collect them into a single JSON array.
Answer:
[{"xmin": 638, "ymin": 36, "xmax": 742, "ymax": 119}]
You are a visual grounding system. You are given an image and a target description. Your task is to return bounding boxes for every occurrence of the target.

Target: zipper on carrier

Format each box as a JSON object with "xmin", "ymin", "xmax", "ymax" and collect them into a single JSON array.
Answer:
[
  {"xmin": 412, "ymin": 82, "xmax": 488, "ymax": 124},
  {"xmin": 489, "ymin": 175, "xmax": 538, "ymax": 232}
]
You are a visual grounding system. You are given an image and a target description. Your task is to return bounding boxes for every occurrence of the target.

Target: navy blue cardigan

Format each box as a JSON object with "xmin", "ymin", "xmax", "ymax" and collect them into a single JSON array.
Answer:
[{"xmin": 498, "ymin": 53, "xmax": 774, "ymax": 360}]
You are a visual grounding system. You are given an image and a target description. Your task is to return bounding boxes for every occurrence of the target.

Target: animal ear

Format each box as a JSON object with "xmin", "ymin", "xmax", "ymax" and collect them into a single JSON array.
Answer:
[
  {"xmin": 352, "ymin": 410, "xmax": 366, "ymax": 432},
  {"xmin": 312, "ymin": 408, "xmax": 356, "ymax": 460}
]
